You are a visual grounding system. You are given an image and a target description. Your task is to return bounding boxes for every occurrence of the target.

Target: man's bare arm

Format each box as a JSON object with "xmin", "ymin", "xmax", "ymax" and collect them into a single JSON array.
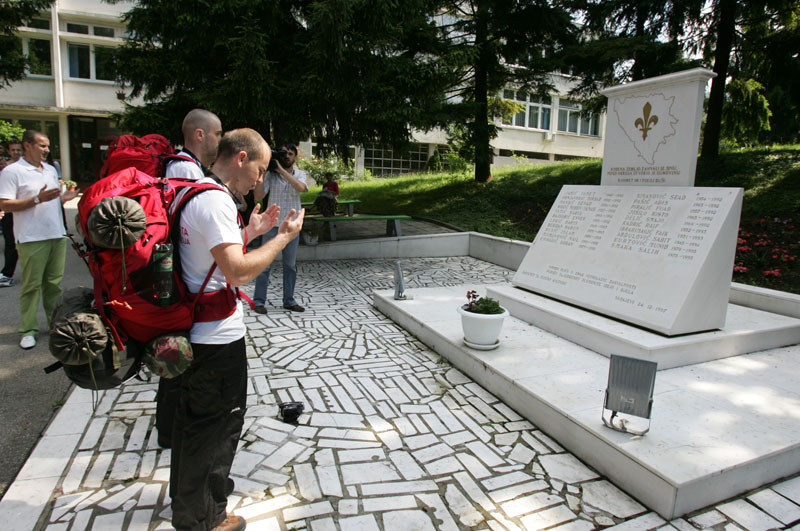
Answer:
[{"xmin": 210, "ymin": 209, "xmax": 305, "ymax": 287}]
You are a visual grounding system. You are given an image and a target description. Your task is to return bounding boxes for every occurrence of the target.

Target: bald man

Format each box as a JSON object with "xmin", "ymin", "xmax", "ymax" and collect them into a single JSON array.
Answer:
[
  {"xmin": 157, "ymin": 109, "xmax": 223, "ymax": 447},
  {"xmin": 165, "ymin": 109, "xmax": 223, "ymax": 180}
]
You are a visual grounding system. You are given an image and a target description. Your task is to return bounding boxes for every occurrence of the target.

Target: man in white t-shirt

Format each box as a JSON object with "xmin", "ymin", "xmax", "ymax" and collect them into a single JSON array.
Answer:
[
  {"xmin": 169, "ymin": 128, "xmax": 304, "ymax": 531},
  {"xmin": 0, "ymin": 130, "xmax": 78, "ymax": 349},
  {"xmin": 165, "ymin": 108, "xmax": 222, "ymax": 181},
  {"xmin": 156, "ymin": 108, "xmax": 223, "ymax": 450}
]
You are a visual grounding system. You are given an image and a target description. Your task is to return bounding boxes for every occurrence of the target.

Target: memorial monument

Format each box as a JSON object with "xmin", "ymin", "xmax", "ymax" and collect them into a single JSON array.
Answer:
[{"xmin": 374, "ymin": 67, "xmax": 800, "ymax": 519}]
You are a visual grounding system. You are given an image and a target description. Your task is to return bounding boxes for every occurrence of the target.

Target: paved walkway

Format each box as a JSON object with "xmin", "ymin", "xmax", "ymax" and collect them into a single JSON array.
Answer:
[{"xmin": 4, "ymin": 254, "xmax": 800, "ymax": 529}]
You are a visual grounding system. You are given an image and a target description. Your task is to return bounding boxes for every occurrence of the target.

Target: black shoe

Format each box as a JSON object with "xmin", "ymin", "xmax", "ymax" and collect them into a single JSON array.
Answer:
[
  {"xmin": 157, "ymin": 434, "xmax": 171, "ymax": 449},
  {"xmin": 283, "ymin": 304, "xmax": 305, "ymax": 312},
  {"xmin": 253, "ymin": 305, "xmax": 267, "ymax": 314},
  {"xmin": 226, "ymin": 477, "xmax": 235, "ymax": 496}
]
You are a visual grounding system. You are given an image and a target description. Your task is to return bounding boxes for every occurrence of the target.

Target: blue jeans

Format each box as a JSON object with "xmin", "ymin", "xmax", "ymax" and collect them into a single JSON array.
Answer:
[{"xmin": 253, "ymin": 227, "xmax": 300, "ymax": 307}]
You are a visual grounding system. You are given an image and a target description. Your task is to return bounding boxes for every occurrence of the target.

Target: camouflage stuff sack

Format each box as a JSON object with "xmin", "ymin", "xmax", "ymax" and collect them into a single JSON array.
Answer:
[
  {"xmin": 87, "ymin": 196, "xmax": 147, "ymax": 249},
  {"xmin": 49, "ymin": 287, "xmax": 109, "ymax": 365},
  {"xmin": 143, "ymin": 333, "xmax": 193, "ymax": 378}
]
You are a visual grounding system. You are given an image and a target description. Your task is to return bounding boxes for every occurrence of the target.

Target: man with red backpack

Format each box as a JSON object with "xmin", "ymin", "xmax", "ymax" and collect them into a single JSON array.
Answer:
[
  {"xmin": 166, "ymin": 109, "xmax": 223, "ymax": 180},
  {"xmin": 157, "ymin": 108, "xmax": 223, "ymax": 449},
  {"xmin": 170, "ymin": 128, "xmax": 304, "ymax": 531}
]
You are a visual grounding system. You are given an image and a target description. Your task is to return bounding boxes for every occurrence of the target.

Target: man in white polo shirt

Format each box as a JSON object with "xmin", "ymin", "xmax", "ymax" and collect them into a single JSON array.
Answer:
[{"xmin": 0, "ymin": 130, "xmax": 78, "ymax": 349}]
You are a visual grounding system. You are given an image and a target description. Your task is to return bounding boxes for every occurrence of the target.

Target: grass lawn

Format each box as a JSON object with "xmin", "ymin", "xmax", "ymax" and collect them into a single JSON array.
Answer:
[{"xmin": 301, "ymin": 145, "xmax": 800, "ymax": 294}]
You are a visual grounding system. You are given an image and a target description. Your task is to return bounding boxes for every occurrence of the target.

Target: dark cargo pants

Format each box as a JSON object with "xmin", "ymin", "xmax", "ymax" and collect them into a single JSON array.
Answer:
[{"xmin": 170, "ymin": 337, "xmax": 247, "ymax": 531}]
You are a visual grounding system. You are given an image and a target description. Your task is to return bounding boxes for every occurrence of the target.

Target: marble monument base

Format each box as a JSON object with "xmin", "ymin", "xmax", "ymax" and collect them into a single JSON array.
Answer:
[
  {"xmin": 374, "ymin": 285, "xmax": 800, "ymax": 520},
  {"xmin": 487, "ymin": 284, "xmax": 800, "ymax": 370}
]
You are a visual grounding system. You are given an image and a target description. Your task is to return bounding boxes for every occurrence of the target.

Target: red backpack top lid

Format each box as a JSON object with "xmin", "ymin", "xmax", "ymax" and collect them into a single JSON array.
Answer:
[{"xmin": 99, "ymin": 133, "xmax": 178, "ymax": 178}]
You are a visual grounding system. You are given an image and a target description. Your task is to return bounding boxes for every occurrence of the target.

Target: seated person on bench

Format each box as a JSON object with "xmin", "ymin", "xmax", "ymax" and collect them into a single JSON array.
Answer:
[{"xmin": 314, "ymin": 172, "xmax": 338, "ymax": 217}]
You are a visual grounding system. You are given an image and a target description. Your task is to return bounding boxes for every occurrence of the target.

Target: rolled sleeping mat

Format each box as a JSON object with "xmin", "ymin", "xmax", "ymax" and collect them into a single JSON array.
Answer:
[{"xmin": 87, "ymin": 196, "xmax": 146, "ymax": 249}]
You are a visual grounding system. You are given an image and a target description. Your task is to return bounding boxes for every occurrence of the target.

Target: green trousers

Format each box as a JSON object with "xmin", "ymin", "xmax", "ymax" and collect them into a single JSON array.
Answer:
[{"xmin": 17, "ymin": 238, "xmax": 66, "ymax": 337}]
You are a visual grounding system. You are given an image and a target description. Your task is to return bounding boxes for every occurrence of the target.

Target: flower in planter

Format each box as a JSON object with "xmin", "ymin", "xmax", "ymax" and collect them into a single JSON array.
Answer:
[{"xmin": 464, "ymin": 290, "xmax": 504, "ymax": 315}]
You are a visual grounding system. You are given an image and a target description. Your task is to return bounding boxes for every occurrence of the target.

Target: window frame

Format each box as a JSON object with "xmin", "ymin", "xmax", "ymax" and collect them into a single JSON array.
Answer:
[
  {"xmin": 65, "ymin": 41, "xmax": 116, "ymax": 83},
  {"xmin": 557, "ymin": 98, "xmax": 601, "ymax": 138},
  {"xmin": 501, "ymin": 90, "xmax": 552, "ymax": 132},
  {"xmin": 22, "ymin": 36, "xmax": 53, "ymax": 77}
]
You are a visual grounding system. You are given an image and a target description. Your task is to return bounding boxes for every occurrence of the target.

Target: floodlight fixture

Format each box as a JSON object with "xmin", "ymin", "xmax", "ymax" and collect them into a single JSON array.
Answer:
[{"xmin": 602, "ymin": 355, "xmax": 658, "ymax": 436}]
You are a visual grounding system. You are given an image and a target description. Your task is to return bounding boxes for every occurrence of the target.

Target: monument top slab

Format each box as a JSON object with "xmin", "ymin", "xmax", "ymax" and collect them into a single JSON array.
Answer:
[
  {"xmin": 601, "ymin": 68, "xmax": 717, "ymax": 98},
  {"xmin": 601, "ymin": 68, "xmax": 716, "ymax": 188}
]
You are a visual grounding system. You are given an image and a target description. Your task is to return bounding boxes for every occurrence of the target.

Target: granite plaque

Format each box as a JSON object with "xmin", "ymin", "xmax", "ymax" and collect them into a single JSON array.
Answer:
[
  {"xmin": 513, "ymin": 185, "xmax": 743, "ymax": 335},
  {"xmin": 601, "ymin": 68, "xmax": 716, "ymax": 187}
]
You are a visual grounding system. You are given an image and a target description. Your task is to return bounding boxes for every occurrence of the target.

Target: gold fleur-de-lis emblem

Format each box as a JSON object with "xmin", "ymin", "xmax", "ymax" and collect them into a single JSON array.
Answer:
[{"xmin": 634, "ymin": 102, "xmax": 658, "ymax": 140}]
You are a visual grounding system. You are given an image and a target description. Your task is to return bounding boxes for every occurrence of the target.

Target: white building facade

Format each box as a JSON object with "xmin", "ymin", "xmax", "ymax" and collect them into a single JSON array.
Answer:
[
  {"xmin": 0, "ymin": 0, "xmax": 136, "ymax": 181},
  {"xmin": 339, "ymin": 72, "xmax": 605, "ymax": 177}
]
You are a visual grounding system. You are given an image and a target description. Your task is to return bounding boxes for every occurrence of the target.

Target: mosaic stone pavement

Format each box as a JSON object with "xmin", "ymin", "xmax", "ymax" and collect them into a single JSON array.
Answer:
[{"xmin": 33, "ymin": 257, "xmax": 800, "ymax": 530}]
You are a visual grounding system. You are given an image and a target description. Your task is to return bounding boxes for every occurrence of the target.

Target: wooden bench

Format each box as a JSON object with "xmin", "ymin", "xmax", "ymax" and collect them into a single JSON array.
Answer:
[
  {"xmin": 301, "ymin": 199, "xmax": 361, "ymax": 217},
  {"xmin": 310, "ymin": 215, "xmax": 412, "ymax": 241}
]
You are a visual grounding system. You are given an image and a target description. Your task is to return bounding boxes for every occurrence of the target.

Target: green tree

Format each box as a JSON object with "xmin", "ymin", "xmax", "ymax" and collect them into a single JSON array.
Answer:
[
  {"xmin": 115, "ymin": 0, "xmax": 455, "ymax": 159},
  {"xmin": 561, "ymin": 0, "xmax": 704, "ymax": 105},
  {"xmin": 298, "ymin": 0, "xmax": 457, "ymax": 164},
  {"xmin": 0, "ymin": 120, "xmax": 25, "ymax": 144},
  {"xmin": 439, "ymin": 0, "xmax": 576, "ymax": 182},
  {"xmin": 114, "ymin": 0, "xmax": 306, "ymax": 144},
  {"xmin": 700, "ymin": 0, "xmax": 800, "ymax": 157},
  {"xmin": 721, "ymin": 78, "xmax": 772, "ymax": 146},
  {"xmin": 0, "ymin": 0, "xmax": 53, "ymax": 87},
  {"xmin": 730, "ymin": 2, "xmax": 800, "ymax": 144}
]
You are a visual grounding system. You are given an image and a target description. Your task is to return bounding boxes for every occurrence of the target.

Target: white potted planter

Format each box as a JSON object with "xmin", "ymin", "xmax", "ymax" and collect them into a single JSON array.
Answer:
[{"xmin": 457, "ymin": 290, "xmax": 508, "ymax": 350}]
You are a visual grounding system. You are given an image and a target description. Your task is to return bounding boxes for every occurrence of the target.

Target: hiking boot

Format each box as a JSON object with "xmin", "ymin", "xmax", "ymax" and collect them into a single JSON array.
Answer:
[
  {"xmin": 0, "ymin": 275, "xmax": 12, "ymax": 288},
  {"xmin": 157, "ymin": 433, "xmax": 171, "ymax": 449},
  {"xmin": 19, "ymin": 335, "xmax": 36, "ymax": 349},
  {"xmin": 283, "ymin": 304, "xmax": 305, "ymax": 312},
  {"xmin": 253, "ymin": 305, "xmax": 267, "ymax": 315},
  {"xmin": 211, "ymin": 514, "xmax": 246, "ymax": 531}
]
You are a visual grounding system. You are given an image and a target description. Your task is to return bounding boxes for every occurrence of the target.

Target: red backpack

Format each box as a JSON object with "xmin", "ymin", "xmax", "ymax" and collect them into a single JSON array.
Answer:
[
  {"xmin": 74, "ymin": 167, "xmax": 250, "ymax": 349},
  {"xmin": 99, "ymin": 134, "xmax": 194, "ymax": 178}
]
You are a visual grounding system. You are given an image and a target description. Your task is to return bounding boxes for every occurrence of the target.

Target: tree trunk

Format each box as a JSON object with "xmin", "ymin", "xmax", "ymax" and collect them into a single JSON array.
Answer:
[
  {"xmin": 701, "ymin": 0, "xmax": 736, "ymax": 160},
  {"xmin": 632, "ymin": 4, "xmax": 647, "ymax": 80},
  {"xmin": 473, "ymin": 0, "xmax": 493, "ymax": 183}
]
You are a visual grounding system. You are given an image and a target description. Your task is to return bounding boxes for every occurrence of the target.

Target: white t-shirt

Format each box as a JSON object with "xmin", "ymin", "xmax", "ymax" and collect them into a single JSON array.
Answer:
[
  {"xmin": 0, "ymin": 158, "xmax": 66, "ymax": 244},
  {"xmin": 177, "ymin": 178, "xmax": 245, "ymax": 344},
  {"xmin": 165, "ymin": 151, "xmax": 204, "ymax": 180}
]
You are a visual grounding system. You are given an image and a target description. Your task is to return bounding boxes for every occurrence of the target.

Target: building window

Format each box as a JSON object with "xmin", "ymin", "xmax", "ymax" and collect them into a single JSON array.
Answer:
[
  {"xmin": 66, "ymin": 22, "xmax": 89, "ymax": 34},
  {"xmin": 557, "ymin": 98, "xmax": 601, "ymax": 137},
  {"xmin": 68, "ymin": 43, "xmax": 90, "ymax": 78},
  {"xmin": 363, "ymin": 143, "xmax": 429, "ymax": 176},
  {"xmin": 94, "ymin": 26, "xmax": 115, "ymax": 38},
  {"xmin": 26, "ymin": 38, "xmax": 52, "ymax": 76},
  {"xmin": 25, "ymin": 18, "xmax": 50, "ymax": 30},
  {"xmin": 94, "ymin": 46, "xmax": 115, "ymax": 80},
  {"xmin": 501, "ymin": 90, "xmax": 551, "ymax": 131},
  {"xmin": 68, "ymin": 43, "xmax": 116, "ymax": 81}
]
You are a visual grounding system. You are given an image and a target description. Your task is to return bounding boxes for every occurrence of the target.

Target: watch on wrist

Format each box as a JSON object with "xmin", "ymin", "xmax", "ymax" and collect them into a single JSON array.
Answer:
[{"xmin": 33, "ymin": 195, "xmax": 40, "ymax": 204}]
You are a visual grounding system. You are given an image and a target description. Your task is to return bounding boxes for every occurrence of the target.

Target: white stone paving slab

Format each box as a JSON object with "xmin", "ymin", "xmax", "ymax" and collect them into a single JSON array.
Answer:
[
  {"xmin": 747, "ymin": 489, "xmax": 800, "ymax": 525},
  {"xmin": 581, "ymin": 480, "xmax": 646, "ymax": 518}
]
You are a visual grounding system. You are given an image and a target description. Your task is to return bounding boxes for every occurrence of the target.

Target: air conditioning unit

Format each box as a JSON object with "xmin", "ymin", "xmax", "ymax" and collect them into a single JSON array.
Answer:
[{"xmin": 543, "ymin": 131, "xmax": 554, "ymax": 142}]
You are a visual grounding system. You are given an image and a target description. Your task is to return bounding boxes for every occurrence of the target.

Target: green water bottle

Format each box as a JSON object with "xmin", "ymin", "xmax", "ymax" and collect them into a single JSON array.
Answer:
[{"xmin": 152, "ymin": 243, "xmax": 174, "ymax": 306}]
